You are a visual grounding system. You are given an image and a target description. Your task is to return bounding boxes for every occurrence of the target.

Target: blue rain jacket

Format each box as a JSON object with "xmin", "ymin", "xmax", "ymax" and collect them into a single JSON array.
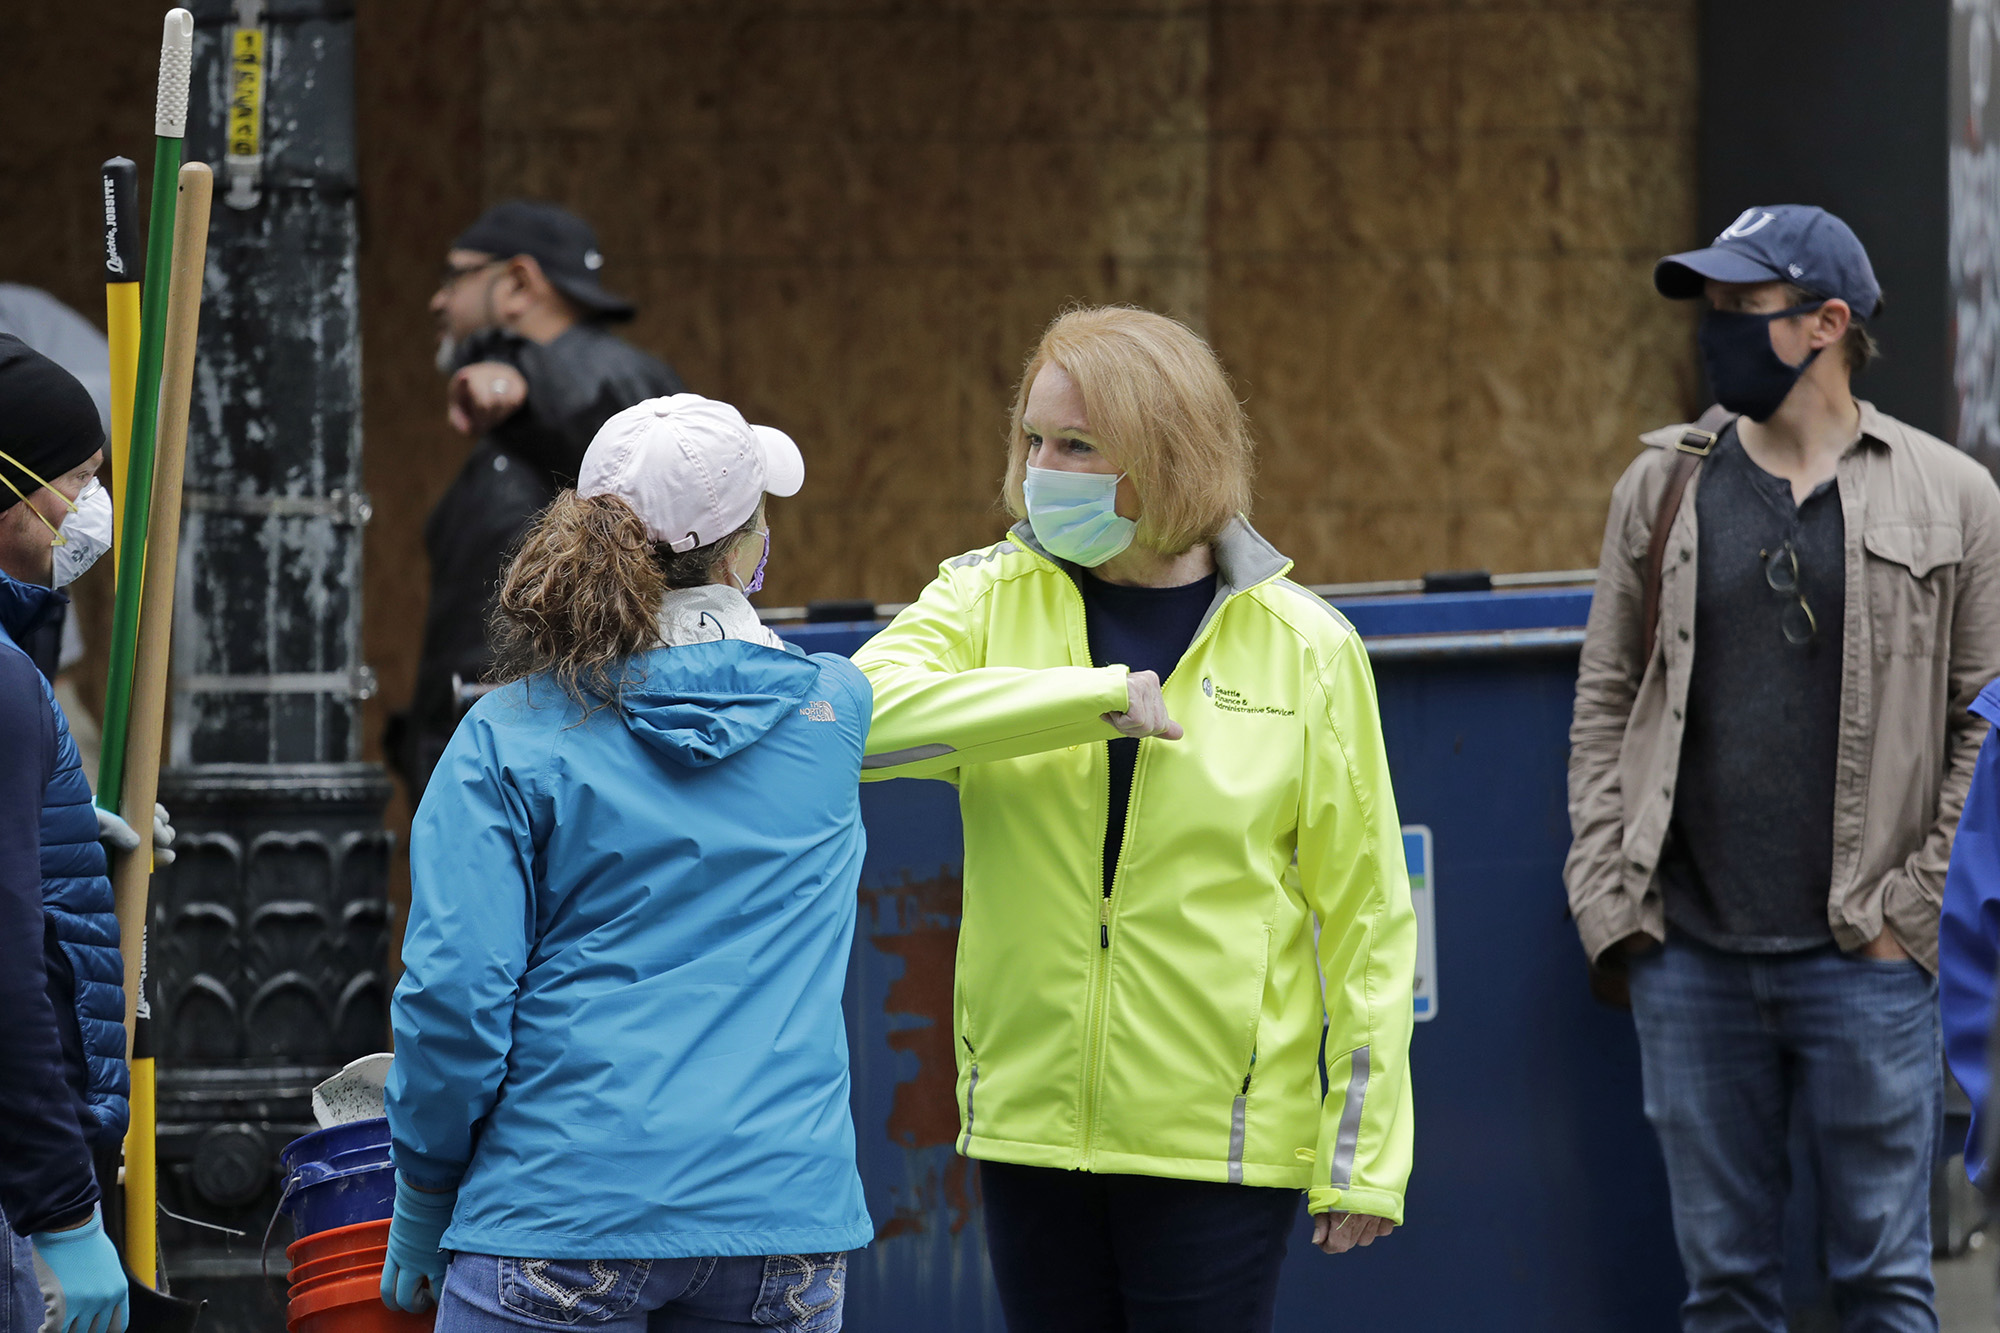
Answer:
[
  {"xmin": 386, "ymin": 638, "xmax": 875, "ymax": 1259},
  {"xmin": 1942, "ymin": 678, "xmax": 2000, "ymax": 1183}
]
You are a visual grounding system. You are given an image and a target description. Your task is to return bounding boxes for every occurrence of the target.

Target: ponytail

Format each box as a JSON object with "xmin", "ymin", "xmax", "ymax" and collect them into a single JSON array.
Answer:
[{"xmin": 493, "ymin": 491, "xmax": 669, "ymax": 712}]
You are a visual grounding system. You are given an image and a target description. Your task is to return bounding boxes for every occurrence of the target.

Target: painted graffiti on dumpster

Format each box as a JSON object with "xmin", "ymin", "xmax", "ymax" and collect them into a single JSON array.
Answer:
[{"xmin": 860, "ymin": 872, "xmax": 981, "ymax": 1240}]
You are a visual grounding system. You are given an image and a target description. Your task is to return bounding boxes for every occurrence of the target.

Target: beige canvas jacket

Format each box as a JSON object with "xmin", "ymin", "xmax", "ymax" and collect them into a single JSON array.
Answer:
[{"xmin": 1565, "ymin": 402, "xmax": 2000, "ymax": 973}]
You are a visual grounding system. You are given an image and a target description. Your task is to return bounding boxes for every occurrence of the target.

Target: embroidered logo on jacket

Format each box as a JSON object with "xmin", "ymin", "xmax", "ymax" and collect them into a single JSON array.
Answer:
[
  {"xmin": 800, "ymin": 700, "xmax": 837, "ymax": 722},
  {"xmin": 1202, "ymin": 677, "xmax": 1294, "ymax": 716}
]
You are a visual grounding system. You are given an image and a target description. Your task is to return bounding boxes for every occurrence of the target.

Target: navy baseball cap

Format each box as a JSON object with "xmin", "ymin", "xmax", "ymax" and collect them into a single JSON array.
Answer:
[
  {"xmin": 454, "ymin": 200, "xmax": 636, "ymax": 323},
  {"xmin": 1654, "ymin": 205, "xmax": 1880, "ymax": 321}
]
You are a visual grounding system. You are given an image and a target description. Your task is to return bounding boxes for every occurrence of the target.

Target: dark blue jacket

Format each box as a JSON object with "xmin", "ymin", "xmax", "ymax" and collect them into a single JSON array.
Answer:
[
  {"xmin": 1942, "ymin": 679, "xmax": 2000, "ymax": 1183},
  {"xmin": 0, "ymin": 570, "xmax": 125, "ymax": 1235}
]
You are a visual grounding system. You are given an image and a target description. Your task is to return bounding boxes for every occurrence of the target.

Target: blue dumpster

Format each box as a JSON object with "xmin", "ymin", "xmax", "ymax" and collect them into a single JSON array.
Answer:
[{"xmin": 792, "ymin": 580, "xmax": 1684, "ymax": 1332}]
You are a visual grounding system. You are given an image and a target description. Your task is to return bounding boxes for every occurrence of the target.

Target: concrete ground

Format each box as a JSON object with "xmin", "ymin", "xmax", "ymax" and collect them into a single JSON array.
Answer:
[{"xmin": 1942, "ymin": 1233, "xmax": 1998, "ymax": 1331}]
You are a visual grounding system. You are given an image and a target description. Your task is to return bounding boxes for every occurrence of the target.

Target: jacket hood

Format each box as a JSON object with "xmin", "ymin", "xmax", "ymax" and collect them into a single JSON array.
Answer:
[
  {"xmin": 0, "ymin": 569, "xmax": 62, "ymax": 643},
  {"xmin": 617, "ymin": 638, "xmax": 820, "ymax": 767}
]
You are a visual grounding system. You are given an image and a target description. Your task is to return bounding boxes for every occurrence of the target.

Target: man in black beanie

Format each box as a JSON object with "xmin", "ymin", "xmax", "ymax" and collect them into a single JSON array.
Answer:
[
  {"xmin": 0, "ymin": 334, "xmax": 132, "ymax": 1333},
  {"xmin": 387, "ymin": 200, "xmax": 685, "ymax": 801}
]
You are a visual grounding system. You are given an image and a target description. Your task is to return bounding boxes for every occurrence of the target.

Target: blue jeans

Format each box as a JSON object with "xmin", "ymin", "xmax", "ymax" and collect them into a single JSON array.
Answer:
[
  {"xmin": 435, "ymin": 1251, "xmax": 846, "ymax": 1333},
  {"xmin": 2, "ymin": 1206, "xmax": 40, "ymax": 1333},
  {"xmin": 1628, "ymin": 936, "xmax": 1941, "ymax": 1333}
]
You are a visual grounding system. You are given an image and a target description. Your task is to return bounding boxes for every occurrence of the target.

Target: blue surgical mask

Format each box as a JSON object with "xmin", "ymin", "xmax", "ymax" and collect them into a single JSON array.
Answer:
[{"xmin": 1021, "ymin": 464, "xmax": 1136, "ymax": 567}]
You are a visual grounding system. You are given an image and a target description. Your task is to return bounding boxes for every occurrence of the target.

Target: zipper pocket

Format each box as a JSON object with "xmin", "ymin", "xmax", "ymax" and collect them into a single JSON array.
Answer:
[
  {"xmin": 959, "ymin": 1037, "xmax": 979, "ymax": 1154},
  {"xmin": 1228, "ymin": 1060, "xmax": 1251, "ymax": 1185},
  {"xmin": 1227, "ymin": 925, "xmax": 1275, "ymax": 1181}
]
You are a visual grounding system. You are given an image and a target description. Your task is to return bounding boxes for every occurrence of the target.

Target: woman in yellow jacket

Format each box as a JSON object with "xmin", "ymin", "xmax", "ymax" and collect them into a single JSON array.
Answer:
[{"xmin": 853, "ymin": 307, "xmax": 1416, "ymax": 1332}]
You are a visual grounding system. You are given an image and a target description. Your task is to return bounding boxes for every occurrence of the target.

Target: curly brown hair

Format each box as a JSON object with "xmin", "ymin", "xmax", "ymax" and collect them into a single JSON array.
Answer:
[{"xmin": 492, "ymin": 490, "xmax": 756, "ymax": 712}]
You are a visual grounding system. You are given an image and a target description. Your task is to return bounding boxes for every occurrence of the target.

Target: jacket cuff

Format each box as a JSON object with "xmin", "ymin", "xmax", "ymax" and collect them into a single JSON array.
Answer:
[
  {"xmin": 388, "ymin": 1149, "xmax": 467, "ymax": 1196},
  {"xmin": 1573, "ymin": 892, "xmax": 1649, "ymax": 967},
  {"xmin": 1307, "ymin": 1185, "xmax": 1403, "ymax": 1225},
  {"xmin": 1880, "ymin": 870, "xmax": 1940, "ymax": 974}
]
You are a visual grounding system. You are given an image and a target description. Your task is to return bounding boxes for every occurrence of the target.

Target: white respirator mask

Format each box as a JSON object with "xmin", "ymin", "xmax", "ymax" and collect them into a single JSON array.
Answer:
[{"xmin": 51, "ymin": 478, "xmax": 114, "ymax": 588}]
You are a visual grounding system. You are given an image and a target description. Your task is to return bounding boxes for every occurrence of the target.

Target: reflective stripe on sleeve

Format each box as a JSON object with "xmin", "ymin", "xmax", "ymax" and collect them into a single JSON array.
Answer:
[{"xmin": 1328, "ymin": 1045, "xmax": 1370, "ymax": 1189}]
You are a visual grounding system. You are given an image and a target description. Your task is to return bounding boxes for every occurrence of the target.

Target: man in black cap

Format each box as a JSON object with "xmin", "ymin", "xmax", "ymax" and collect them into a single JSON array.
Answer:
[
  {"xmin": 390, "ymin": 200, "xmax": 685, "ymax": 799},
  {"xmin": 1565, "ymin": 207, "xmax": 2000, "ymax": 1329}
]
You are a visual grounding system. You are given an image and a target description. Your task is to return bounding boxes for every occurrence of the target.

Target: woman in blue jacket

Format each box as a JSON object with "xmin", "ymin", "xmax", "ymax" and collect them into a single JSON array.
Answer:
[{"xmin": 382, "ymin": 394, "xmax": 871, "ymax": 1333}]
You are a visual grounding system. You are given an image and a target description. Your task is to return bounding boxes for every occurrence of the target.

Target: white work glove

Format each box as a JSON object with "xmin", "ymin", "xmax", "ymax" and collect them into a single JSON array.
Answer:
[{"xmin": 95, "ymin": 802, "xmax": 176, "ymax": 867}]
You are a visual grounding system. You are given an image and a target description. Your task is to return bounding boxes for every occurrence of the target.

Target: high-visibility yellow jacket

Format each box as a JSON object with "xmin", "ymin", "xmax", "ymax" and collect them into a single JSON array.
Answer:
[{"xmin": 853, "ymin": 519, "xmax": 1416, "ymax": 1221}]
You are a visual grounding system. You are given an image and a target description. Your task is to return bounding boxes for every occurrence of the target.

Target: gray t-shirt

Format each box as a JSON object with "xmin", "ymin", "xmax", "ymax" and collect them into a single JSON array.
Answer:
[{"xmin": 1656, "ymin": 426, "xmax": 1845, "ymax": 952}]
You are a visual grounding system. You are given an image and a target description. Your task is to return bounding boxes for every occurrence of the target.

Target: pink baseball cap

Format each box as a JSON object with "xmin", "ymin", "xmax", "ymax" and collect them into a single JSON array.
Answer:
[{"xmin": 578, "ymin": 394, "xmax": 804, "ymax": 552}]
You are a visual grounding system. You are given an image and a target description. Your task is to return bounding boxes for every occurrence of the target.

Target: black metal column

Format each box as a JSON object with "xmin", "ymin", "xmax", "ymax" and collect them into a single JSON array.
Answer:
[
  {"xmin": 151, "ymin": 2, "xmax": 388, "ymax": 1327},
  {"xmin": 1698, "ymin": 1, "xmax": 1952, "ymax": 439},
  {"xmin": 1953, "ymin": 3, "xmax": 2000, "ymax": 470}
]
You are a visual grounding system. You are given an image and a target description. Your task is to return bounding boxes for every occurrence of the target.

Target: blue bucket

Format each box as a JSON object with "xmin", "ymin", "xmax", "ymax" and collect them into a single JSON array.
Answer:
[{"xmin": 279, "ymin": 1117, "xmax": 395, "ymax": 1238}]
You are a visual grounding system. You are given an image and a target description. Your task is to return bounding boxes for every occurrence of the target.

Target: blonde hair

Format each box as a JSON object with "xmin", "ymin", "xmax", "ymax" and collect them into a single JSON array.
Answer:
[
  {"xmin": 492, "ymin": 490, "xmax": 754, "ymax": 713},
  {"xmin": 1003, "ymin": 306, "xmax": 1254, "ymax": 554}
]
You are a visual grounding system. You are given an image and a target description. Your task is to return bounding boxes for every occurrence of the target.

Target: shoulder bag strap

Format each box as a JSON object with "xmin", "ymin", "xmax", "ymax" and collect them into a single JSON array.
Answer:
[{"xmin": 1637, "ymin": 405, "xmax": 1736, "ymax": 668}]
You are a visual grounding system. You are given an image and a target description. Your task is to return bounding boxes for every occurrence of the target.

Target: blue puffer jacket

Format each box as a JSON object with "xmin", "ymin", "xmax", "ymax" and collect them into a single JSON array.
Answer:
[
  {"xmin": 387, "ymin": 631, "xmax": 875, "ymax": 1260},
  {"xmin": 0, "ymin": 572, "xmax": 127, "ymax": 1148},
  {"xmin": 1941, "ymin": 678, "xmax": 2000, "ymax": 1183}
]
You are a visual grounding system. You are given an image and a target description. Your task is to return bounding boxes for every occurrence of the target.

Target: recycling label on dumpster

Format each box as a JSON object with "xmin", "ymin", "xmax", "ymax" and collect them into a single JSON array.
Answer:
[{"xmin": 1404, "ymin": 826, "xmax": 1437, "ymax": 1022}]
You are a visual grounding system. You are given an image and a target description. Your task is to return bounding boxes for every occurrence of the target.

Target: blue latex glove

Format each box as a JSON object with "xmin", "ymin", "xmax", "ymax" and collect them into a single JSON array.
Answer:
[
  {"xmin": 380, "ymin": 1174, "xmax": 456, "ymax": 1313},
  {"xmin": 32, "ymin": 1209, "xmax": 130, "ymax": 1333}
]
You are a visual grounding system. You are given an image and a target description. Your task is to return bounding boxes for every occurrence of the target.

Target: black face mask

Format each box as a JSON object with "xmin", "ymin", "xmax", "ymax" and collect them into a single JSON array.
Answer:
[{"xmin": 1697, "ymin": 301, "xmax": 1827, "ymax": 422}]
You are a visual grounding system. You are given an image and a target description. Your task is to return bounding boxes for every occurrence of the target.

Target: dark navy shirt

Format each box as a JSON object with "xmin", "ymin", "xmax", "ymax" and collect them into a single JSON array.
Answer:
[
  {"xmin": 1657, "ymin": 425, "xmax": 1846, "ymax": 952},
  {"xmin": 1078, "ymin": 570, "xmax": 1218, "ymax": 894}
]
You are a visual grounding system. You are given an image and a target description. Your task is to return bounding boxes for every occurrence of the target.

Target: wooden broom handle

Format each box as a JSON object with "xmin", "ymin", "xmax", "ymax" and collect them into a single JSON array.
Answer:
[{"xmin": 113, "ymin": 162, "xmax": 212, "ymax": 1054}]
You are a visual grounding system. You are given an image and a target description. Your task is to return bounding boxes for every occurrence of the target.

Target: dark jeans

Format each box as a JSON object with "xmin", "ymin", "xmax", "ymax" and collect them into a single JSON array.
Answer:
[
  {"xmin": 1628, "ymin": 936, "xmax": 1941, "ymax": 1333},
  {"xmin": 979, "ymin": 1161, "xmax": 1298, "ymax": 1333},
  {"xmin": 435, "ymin": 1250, "xmax": 847, "ymax": 1333},
  {"xmin": 1, "ymin": 1204, "xmax": 40, "ymax": 1333}
]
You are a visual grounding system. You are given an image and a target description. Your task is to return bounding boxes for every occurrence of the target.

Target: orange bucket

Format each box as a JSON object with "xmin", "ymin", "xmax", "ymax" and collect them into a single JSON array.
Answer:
[
  {"xmin": 287, "ymin": 1219, "xmax": 392, "ymax": 1271},
  {"xmin": 291, "ymin": 1249, "xmax": 387, "ymax": 1286},
  {"xmin": 285, "ymin": 1219, "xmax": 434, "ymax": 1333},
  {"xmin": 287, "ymin": 1270, "xmax": 434, "ymax": 1333},
  {"xmin": 290, "ymin": 1258, "xmax": 384, "ymax": 1291}
]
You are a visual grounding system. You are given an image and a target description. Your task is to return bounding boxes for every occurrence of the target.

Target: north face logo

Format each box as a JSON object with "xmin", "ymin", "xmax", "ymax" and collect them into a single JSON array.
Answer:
[{"xmin": 800, "ymin": 701, "xmax": 836, "ymax": 722}]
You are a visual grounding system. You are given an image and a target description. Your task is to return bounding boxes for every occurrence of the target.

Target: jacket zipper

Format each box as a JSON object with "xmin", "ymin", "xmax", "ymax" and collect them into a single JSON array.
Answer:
[
  {"xmin": 1079, "ymin": 738, "xmax": 1144, "ymax": 1163},
  {"xmin": 1076, "ymin": 599, "xmax": 1235, "ymax": 1166},
  {"xmin": 959, "ymin": 1035, "xmax": 979, "ymax": 1154},
  {"xmin": 1075, "ymin": 571, "xmax": 1117, "ymax": 1159}
]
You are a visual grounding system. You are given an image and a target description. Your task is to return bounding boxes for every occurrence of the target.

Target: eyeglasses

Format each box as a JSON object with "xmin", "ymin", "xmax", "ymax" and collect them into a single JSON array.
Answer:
[
  {"xmin": 436, "ymin": 258, "xmax": 504, "ymax": 293},
  {"xmin": 1760, "ymin": 542, "xmax": 1818, "ymax": 645}
]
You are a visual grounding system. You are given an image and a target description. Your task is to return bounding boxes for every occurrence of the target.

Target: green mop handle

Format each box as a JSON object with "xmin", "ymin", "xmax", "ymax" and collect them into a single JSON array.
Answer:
[{"xmin": 98, "ymin": 8, "xmax": 194, "ymax": 815}]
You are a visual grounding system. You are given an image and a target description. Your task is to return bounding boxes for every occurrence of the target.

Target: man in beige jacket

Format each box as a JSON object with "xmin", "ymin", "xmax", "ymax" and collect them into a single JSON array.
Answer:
[{"xmin": 1566, "ymin": 205, "xmax": 2000, "ymax": 1331}]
